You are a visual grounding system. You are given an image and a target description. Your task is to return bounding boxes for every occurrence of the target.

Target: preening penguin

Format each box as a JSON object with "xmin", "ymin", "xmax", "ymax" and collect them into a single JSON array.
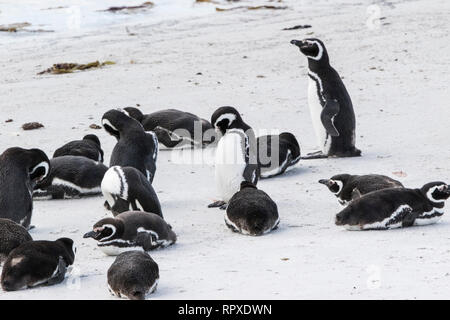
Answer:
[
  {"xmin": 0, "ymin": 147, "xmax": 50, "ymax": 229},
  {"xmin": 1, "ymin": 238, "xmax": 75, "ymax": 291},
  {"xmin": 107, "ymin": 251, "xmax": 159, "ymax": 300},
  {"xmin": 257, "ymin": 132, "xmax": 301, "ymax": 178},
  {"xmin": 101, "ymin": 166, "xmax": 162, "ymax": 217},
  {"xmin": 33, "ymin": 156, "xmax": 108, "ymax": 200},
  {"xmin": 83, "ymin": 211, "xmax": 176, "ymax": 256},
  {"xmin": 319, "ymin": 173, "xmax": 404, "ymax": 205},
  {"xmin": 291, "ymin": 38, "xmax": 361, "ymax": 159},
  {"xmin": 335, "ymin": 182, "xmax": 450, "ymax": 230},
  {"xmin": 0, "ymin": 219, "xmax": 32, "ymax": 264},
  {"xmin": 102, "ymin": 109, "xmax": 158, "ymax": 183},
  {"xmin": 124, "ymin": 107, "xmax": 215, "ymax": 148},
  {"xmin": 225, "ymin": 181, "xmax": 279, "ymax": 236},
  {"xmin": 208, "ymin": 106, "xmax": 259, "ymax": 209},
  {"xmin": 53, "ymin": 134, "xmax": 104, "ymax": 162}
]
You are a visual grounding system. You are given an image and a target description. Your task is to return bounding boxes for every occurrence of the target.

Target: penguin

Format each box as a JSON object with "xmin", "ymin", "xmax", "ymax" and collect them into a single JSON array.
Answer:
[
  {"xmin": 102, "ymin": 109, "xmax": 158, "ymax": 183},
  {"xmin": 107, "ymin": 251, "xmax": 159, "ymax": 300},
  {"xmin": 208, "ymin": 106, "xmax": 259, "ymax": 209},
  {"xmin": 101, "ymin": 166, "xmax": 162, "ymax": 217},
  {"xmin": 319, "ymin": 174, "xmax": 404, "ymax": 206},
  {"xmin": 290, "ymin": 38, "xmax": 361, "ymax": 159},
  {"xmin": 0, "ymin": 147, "xmax": 50, "ymax": 229},
  {"xmin": 124, "ymin": 107, "xmax": 215, "ymax": 148},
  {"xmin": 83, "ymin": 211, "xmax": 176, "ymax": 256},
  {"xmin": 335, "ymin": 182, "xmax": 450, "ymax": 230},
  {"xmin": 33, "ymin": 156, "xmax": 108, "ymax": 200},
  {"xmin": 225, "ymin": 181, "xmax": 279, "ymax": 236},
  {"xmin": 0, "ymin": 219, "xmax": 32, "ymax": 264},
  {"xmin": 1, "ymin": 238, "xmax": 75, "ymax": 291},
  {"xmin": 257, "ymin": 132, "xmax": 301, "ymax": 178},
  {"xmin": 53, "ymin": 134, "xmax": 104, "ymax": 162}
]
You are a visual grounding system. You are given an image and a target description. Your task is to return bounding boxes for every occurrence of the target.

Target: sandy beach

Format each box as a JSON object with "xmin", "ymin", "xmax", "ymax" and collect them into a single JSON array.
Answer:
[{"xmin": 0, "ymin": 0, "xmax": 449, "ymax": 299}]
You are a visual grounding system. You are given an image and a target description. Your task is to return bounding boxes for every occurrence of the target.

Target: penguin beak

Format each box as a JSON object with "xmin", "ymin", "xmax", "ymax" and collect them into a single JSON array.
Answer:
[
  {"xmin": 318, "ymin": 179, "xmax": 332, "ymax": 186},
  {"xmin": 290, "ymin": 39, "xmax": 305, "ymax": 48},
  {"xmin": 83, "ymin": 230, "xmax": 100, "ymax": 239}
]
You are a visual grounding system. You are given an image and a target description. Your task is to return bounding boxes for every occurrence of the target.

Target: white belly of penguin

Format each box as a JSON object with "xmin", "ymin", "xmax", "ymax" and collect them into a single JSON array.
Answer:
[
  {"xmin": 215, "ymin": 132, "xmax": 246, "ymax": 202},
  {"xmin": 308, "ymin": 79, "xmax": 328, "ymax": 153}
]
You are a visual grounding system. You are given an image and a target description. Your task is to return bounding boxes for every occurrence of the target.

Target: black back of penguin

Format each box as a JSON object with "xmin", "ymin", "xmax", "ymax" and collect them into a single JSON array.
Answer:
[
  {"xmin": 1, "ymin": 238, "xmax": 75, "ymax": 291},
  {"xmin": 291, "ymin": 38, "xmax": 360, "ymax": 158},
  {"xmin": 101, "ymin": 166, "xmax": 162, "ymax": 217},
  {"xmin": 53, "ymin": 134, "xmax": 104, "ymax": 162},
  {"xmin": 225, "ymin": 181, "xmax": 279, "ymax": 236},
  {"xmin": 107, "ymin": 251, "xmax": 159, "ymax": 300},
  {"xmin": 34, "ymin": 155, "xmax": 108, "ymax": 199},
  {"xmin": 0, "ymin": 147, "xmax": 50, "ymax": 229},
  {"xmin": 102, "ymin": 109, "xmax": 158, "ymax": 182},
  {"xmin": 0, "ymin": 219, "xmax": 32, "ymax": 263}
]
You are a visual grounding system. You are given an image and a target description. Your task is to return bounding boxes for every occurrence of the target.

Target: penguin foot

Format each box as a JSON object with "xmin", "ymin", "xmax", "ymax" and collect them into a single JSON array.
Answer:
[
  {"xmin": 208, "ymin": 201, "xmax": 226, "ymax": 208},
  {"xmin": 27, "ymin": 225, "xmax": 35, "ymax": 231},
  {"xmin": 301, "ymin": 151, "xmax": 328, "ymax": 160}
]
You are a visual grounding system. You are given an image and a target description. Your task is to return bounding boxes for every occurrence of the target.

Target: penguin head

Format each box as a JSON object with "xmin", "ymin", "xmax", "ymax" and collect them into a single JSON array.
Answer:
[
  {"xmin": 211, "ymin": 106, "xmax": 245, "ymax": 135},
  {"xmin": 290, "ymin": 38, "xmax": 329, "ymax": 63},
  {"xmin": 26, "ymin": 148, "xmax": 51, "ymax": 186},
  {"xmin": 83, "ymin": 218, "xmax": 124, "ymax": 242},
  {"xmin": 102, "ymin": 109, "xmax": 142, "ymax": 140},
  {"xmin": 421, "ymin": 182, "xmax": 450, "ymax": 204},
  {"xmin": 83, "ymin": 134, "xmax": 101, "ymax": 147},
  {"xmin": 56, "ymin": 237, "xmax": 76, "ymax": 265},
  {"xmin": 319, "ymin": 174, "xmax": 349, "ymax": 196},
  {"xmin": 123, "ymin": 107, "xmax": 144, "ymax": 123}
]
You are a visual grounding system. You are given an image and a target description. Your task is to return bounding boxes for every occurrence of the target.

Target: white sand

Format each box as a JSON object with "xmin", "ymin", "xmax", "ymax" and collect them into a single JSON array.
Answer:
[{"xmin": 0, "ymin": 0, "xmax": 449, "ymax": 299}]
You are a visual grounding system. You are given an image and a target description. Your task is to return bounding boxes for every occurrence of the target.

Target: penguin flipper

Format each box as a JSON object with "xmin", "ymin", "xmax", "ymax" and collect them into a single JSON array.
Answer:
[
  {"xmin": 351, "ymin": 188, "xmax": 362, "ymax": 200},
  {"xmin": 320, "ymin": 98, "xmax": 340, "ymax": 137},
  {"xmin": 46, "ymin": 256, "xmax": 67, "ymax": 286}
]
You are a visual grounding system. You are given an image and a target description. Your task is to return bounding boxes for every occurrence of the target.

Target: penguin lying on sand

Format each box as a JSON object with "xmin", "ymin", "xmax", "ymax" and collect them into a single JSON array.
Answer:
[
  {"xmin": 0, "ymin": 219, "xmax": 32, "ymax": 264},
  {"xmin": 53, "ymin": 134, "xmax": 104, "ymax": 163}
]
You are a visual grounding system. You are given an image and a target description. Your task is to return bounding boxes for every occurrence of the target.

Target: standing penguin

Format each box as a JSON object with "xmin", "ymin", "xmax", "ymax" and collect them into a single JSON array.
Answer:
[
  {"xmin": 208, "ymin": 106, "xmax": 259, "ymax": 209},
  {"xmin": 335, "ymin": 182, "xmax": 450, "ymax": 230},
  {"xmin": 257, "ymin": 132, "xmax": 301, "ymax": 178},
  {"xmin": 107, "ymin": 251, "xmax": 159, "ymax": 300},
  {"xmin": 1, "ymin": 238, "xmax": 75, "ymax": 291},
  {"xmin": 53, "ymin": 134, "xmax": 104, "ymax": 162},
  {"xmin": 83, "ymin": 211, "xmax": 176, "ymax": 256},
  {"xmin": 0, "ymin": 219, "xmax": 32, "ymax": 264},
  {"xmin": 33, "ymin": 156, "xmax": 108, "ymax": 200},
  {"xmin": 124, "ymin": 107, "xmax": 215, "ymax": 148},
  {"xmin": 102, "ymin": 109, "xmax": 158, "ymax": 183},
  {"xmin": 0, "ymin": 147, "xmax": 50, "ymax": 229},
  {"xmin": 101, "ymin": 166, "xmax": 162, "ymax": 217},
  {"xmin": 225, "ymin": 181, "xmax": 279, "ymax": 236},
  {"xmin": 319, "ymin": 173, "xmax": 404, "ymax": 205},
  {"xmin": 291, "ymin": 38, "xmax": 361, "ymax": 158}
]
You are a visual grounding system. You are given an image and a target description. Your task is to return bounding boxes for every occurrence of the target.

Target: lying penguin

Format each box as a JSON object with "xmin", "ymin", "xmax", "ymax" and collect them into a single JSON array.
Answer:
[
  {"xmin": 33, "ymin": 156, "xmax": 108, "ymax": 200},
  {"xmin": 124, "ymin": 107, "xmax": 215, "ymax": 148},
  {"xmin": 102, "ymin": 109, "xmax": 158, "ymax": 183},
  {"xmin": 101, "ymin": 166, "xmax": 162, "ymax": 217},
  {"xmin": 257, "ymin": 132, "xmax": 301, "ymax": 178},
  {"xmin": 319, "ymin": 173, "xmax": 404, "ymax": 205},
  {"xmin": 1, "ymin": 238, "xmax": 75, "ymax": 291},
  {"xmin": 335, "ymin": 182, "xmax": 450, "ymax": 230},
  {"xmin": 225, "ymin": 181, "xmax": 279, "ymax": 236},
  {"xmin": 53, "ymin": 134, "xmax": 104, "ymax": 163},
  {"xmin": 107, "ymin": 251, "xmax": 159, "ymax": 300},
  {"xmin": 0, "ymin": 219, "xmax": 32, "ymax": 264},
  {"xmin": 83, "ymin": 211, "xmax": 176, "ymax": 256},
  {"xmin": 0, "ymin": 147, "xmax": 50, "ymax": 229}
]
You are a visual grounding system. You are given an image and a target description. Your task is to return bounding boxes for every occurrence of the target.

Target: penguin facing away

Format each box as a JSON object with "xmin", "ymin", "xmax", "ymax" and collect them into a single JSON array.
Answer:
[
  {"xmin": 0, "ymin": 219, "xmax": 32, "ymax": 264},
  {"xmin": 335, "ymin": 182, "xmax": 450, "ymax": 230},
  {"xmin": 257, "ymin": 132, "xmax": 301, "ymax": 179},
  {"xmin": 225, "ymin": 181, "xmax": 279, "ymax": 236},
  {"xmin": 291, "ymin": 38, "xmax": 361, "ymax": 159},
  {"xmin": 83, "ymin": 211, "xmax": 176, "ymax": 256},
  {"xmin": 53, "ymin": 134, "xmax": 104, "ymax": 163},
  {"xmin": 0, "ymin": 147, "xmax": 50, "ymax": 229},
  {"xmin": 208, "ymin": 106, "xmax": 259, "ymax": 209},
  {"xmin": 124, "ymin": 107, "xmax": 215, "ymax": 149},
  {"xmin": 33, "ymin": 155, "xmax": 108, "ymax": 200},
  {"xmin": 1, "ymin": 238, "xmax": 75, "ymax": 291},
  {"xmin": 319, "ymin": 173, "xmax": 404, "ymax": 206},
  {"xmin": 101, "ymin": 166, "xmax": 162, "ymax": 217},
  {"xmin": 107, "ymin": 251, "xmax": 159, "ymax": 300},
  {"xmin": 102, "ymin": 109, "xmax": 158, "ymax": 183}
]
